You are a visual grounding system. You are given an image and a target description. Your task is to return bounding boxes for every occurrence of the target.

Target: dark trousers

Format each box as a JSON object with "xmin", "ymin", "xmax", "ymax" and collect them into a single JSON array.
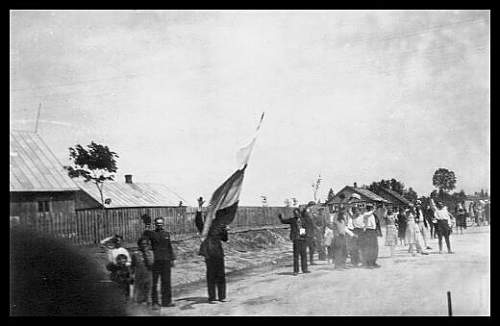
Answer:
[
  {"xmin": 152, "ymin": 260, "xmax": 172, "ymax": 306},
  {"xmin": 332, "ymin": 234, "xmax": 347, "ymax": 268},
  {"xmin": 292, "ymin": 240, "xmax": 308, "ymax": 273},
  {"xmin": 360, "ymin": 229, "xmax": 379, "ymax": 266},
  {"xmin": 437, "ymin": 220, "xmax": 452, "ymax": 252},
  {"xmin": 206, "ymin": 257, "xmax": 226, "ymax": 301},
  {"xmin": 307, "ymin": 238, "xmax": 315, "ymax": 264},
  {"xmin": 428, "ymin": 222, "xmax": 434, "ymax": 238},
  {"xmin": 350, "ymin": 228, "xmax": 363, "ymax": 265}
]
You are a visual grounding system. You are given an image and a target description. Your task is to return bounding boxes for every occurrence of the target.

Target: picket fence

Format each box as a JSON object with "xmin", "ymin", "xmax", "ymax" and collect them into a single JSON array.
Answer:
[{"xmin": 16, "ymin": 206, "xmax": 294, "ymax": 246}]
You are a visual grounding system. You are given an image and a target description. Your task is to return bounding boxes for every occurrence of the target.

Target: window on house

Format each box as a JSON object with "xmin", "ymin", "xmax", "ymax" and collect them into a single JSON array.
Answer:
[{"xmin": 38, "ymin": 201, "xmax": 50, "ymax": 213}]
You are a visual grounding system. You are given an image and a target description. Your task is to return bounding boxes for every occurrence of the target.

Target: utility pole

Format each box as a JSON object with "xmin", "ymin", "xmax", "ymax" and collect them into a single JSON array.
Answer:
[{"xmin": 34, "ymin": 103, "xmax": 41, "ymax": 133}]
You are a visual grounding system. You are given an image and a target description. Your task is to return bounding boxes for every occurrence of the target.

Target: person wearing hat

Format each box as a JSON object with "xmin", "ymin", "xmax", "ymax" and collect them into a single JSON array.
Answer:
[
  {"xmin": 142, "ymin": 217, "xmax": 176, "ymax": 309},
  {"xmin": 359, "ymin": 204, "xmax": 380, "ymax": 268},
  {"xmin": 429, "ymin": 197, "xmax": 455, "ymax": 254},
  {"xmin": 348, "ymin": 205, "xmax": 364, "ymax": 267},
  {"xmin": 100, "ymin": 234, "xmax": 131, "ymax": 267},
  {"xmin": 278, "ymin": 208, "xmax": 311, "ymax": 274}
]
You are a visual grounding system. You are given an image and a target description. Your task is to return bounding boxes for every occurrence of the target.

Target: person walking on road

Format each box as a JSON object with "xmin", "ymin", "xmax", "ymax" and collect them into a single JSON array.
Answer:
[
  {"xmin": 278, "ymin": 208, "xmax": 311, "ymax": 274},
  {"xmin": 415, "ymin": 201, "xmax": 432, "ymax": 250},
  {"xmin": 142, "ymin": 217, "xmax": 176, "ymax": 310},
  {"xmin": 455, "ymin": 202, "xmax": 468, "ymax": 235},
  {"xmin": 405, "ymin": 207, "xmax": 429, "ymax": 256},
  {"xmin": 302, "ymin": 201, "xmax": 317, "ymax": 265},
  {"xmin": 396, "ymin": 207, "xmax": 407, "ymax": 247},
  {"xmin": 384, "ymin": 208, "xmax": 398, "ymax": 257},
  {"xmin": 359, "ymin": 205, "xmax": 380, "ymax": 268},
  {"xmin": 131, "ymin": 237, "xmax": 154, "ymax": 306},
  {"xmin": 195, "ymin": 197, "xmax": 230, "ymax": 303},
  {"xmin": 430, "ymin": 197, "xmax": 455, "ymax": 254},
  {"xmin": 348, "ymin": 206, "xmax": 364, "ymax": 267}
]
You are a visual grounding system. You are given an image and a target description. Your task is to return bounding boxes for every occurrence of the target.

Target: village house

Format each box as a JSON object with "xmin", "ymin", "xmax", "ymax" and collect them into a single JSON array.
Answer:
[
  {"xmin": 10, "ymin": 131, "xmax": 80, "ymax": 222},
  {"xmin": 326, "ymin": 182, "xmax": 391, "ymax": 211}
]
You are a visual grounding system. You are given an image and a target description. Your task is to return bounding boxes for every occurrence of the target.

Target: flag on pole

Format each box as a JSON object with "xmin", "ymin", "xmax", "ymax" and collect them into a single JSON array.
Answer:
[{"xmin": 200, "ymin": 113, "xmax": 265, "ymax": 238}]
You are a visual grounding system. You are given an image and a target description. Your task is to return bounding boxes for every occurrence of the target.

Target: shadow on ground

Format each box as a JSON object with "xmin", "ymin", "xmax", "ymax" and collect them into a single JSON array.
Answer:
[{"xmin": 175, "ymin": 296, "xmax": 212, "ymax": 310}]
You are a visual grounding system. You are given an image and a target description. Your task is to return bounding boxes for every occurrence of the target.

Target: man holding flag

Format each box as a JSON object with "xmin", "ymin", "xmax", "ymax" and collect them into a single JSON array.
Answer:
[{"xmin": 195, "ymin": 113, "xmax": 265, "ymax": 304}]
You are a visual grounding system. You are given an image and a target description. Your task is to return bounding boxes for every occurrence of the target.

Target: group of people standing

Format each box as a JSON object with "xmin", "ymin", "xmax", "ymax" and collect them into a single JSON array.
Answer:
[
  {"xmin": 100, "ymin": 216, "xmax": 176, "ymax": 310},
  {"xmin": 279, "ymin": 196, "xmax": 461, "ymax": 275},
  {"xmin": 100, "ymin": 196, "xmax": 230, "ymax": 311}
]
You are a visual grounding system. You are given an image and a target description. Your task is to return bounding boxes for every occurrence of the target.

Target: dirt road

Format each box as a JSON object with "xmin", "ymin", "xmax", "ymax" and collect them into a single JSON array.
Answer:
[{"xmin": 139, "ymin": 226, "xmax": 490, "ymax": 316}]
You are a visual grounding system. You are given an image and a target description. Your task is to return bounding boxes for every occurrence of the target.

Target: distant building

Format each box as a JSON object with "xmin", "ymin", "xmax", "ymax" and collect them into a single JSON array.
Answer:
[
  {"xmin": 372, "ymin": 187, "xmax": 411, "ymax": 208},
  {"xmin": 326, "ymin": 182, "xmax": 391, "ymax": 210},
  {"xmin": 75, "ymin": 174, "xmax": 186, "ymax": 212},
  {"xmin": 10, "ymin": 131, "xmax": 80, "ymax": 220}
]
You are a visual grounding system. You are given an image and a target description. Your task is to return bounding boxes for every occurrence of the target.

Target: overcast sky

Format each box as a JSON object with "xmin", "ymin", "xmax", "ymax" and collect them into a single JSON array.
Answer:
[{"xmin": 10, "ymin": 10, "xmax": 490, "ymax": 206}]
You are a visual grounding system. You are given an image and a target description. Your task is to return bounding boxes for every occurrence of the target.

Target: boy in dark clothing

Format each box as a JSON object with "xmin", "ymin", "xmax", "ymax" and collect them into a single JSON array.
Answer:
[
  {"xmin": 278, "ymin": 208, "xmax": 310, "ymax": 275},
  {"xmin": 142, "ymin": 217, "xmax": 176, "ymax": 310},
  {"xmin": 107, "ymin": 254, "xmax": 133, "ymax": 302},
  {"xmin": 131, "ymin": 237, "xmax": 154, "ymax": 305},
  {"xmin": 195, "ymin": 197, "xmax": 229, "ymax": 303}
]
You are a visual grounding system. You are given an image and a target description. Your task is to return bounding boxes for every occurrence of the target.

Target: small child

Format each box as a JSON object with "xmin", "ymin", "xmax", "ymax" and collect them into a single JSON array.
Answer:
[
  {"xmin": 107, "ymin": 254, "xmax": 133, "ymax": 301},
  {"xmin": 131, "ymin": 237, "xmax": 154, "ymax": 305}
]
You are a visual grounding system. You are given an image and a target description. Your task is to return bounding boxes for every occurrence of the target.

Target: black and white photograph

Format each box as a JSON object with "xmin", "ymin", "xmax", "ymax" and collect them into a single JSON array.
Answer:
[{"xmin": 10, "ymin": 10, "xmax": 490, "ymax": 316}]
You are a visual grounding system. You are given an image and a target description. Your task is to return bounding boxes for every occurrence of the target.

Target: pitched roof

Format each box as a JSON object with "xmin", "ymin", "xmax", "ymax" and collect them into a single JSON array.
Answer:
[
  {"xmin": 346, "ymin": 186, "xmax": 391, "ymax": 203},
  {"xmin": 375, "ymin": 187, "xmax": 411, "ymax": 205},
  {"xmin": 327, "ymin": 186, "xmax": 391, "ymax": 204},
  {"xmin": 76, "ymin": 179, "xmax": 185, "ymax": 208},
  {"xmin": 10, "ymin": 131, "xmax": 79, "ymax": 192}
]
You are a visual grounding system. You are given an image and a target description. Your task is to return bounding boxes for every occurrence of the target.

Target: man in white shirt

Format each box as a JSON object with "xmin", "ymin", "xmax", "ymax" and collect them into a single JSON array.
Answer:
[
  {"xmin": 360, "ymin": 205, "xmax": 380, "ymax": 268},
  {"xmin": 430, "ymin": 198, "xmax": 455, "ymax": 254}
]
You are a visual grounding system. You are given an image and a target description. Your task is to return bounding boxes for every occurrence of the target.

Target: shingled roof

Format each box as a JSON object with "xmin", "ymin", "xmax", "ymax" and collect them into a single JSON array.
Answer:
[
  {"xmin": 76, "ymin": 179, "xmax": 185, "ymax": 208},
  {"xmin": 10, "ymin": 131, "xmax": 79, "ymax": 192}
]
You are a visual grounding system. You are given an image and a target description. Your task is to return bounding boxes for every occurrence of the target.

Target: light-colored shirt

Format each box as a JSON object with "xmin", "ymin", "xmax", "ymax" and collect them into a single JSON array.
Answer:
[
  {"xmin": 430, "ymin": 199, "xmax": 453, "ymax": 224},
  {"xmin": 362, "ymin": 210, "xmax": 377, "ymax": 230},
  {"xmin": 336, "ymin": 219, "xmax": 354, "ymax": 236},
  {"xmin": 351, "ymin": 213, "xmax": 365, "ymax": 228}
]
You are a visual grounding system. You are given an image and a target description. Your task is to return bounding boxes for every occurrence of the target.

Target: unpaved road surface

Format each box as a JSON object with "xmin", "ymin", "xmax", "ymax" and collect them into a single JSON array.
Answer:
[{"xmin": 136, "ymin": 226, "xmax": 490, "ymax": 316}]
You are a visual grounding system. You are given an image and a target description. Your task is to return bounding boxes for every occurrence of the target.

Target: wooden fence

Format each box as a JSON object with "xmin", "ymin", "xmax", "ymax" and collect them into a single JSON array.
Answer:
[{"xmin": 15, "ymin": 206, "xmax": 294, "ymax": 247}]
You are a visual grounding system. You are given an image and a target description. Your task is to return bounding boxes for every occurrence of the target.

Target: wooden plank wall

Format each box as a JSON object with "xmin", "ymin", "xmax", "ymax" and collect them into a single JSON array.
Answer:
[{"xmin": 15, "ymin": 206, "xmax": 295, "ymax": 246}]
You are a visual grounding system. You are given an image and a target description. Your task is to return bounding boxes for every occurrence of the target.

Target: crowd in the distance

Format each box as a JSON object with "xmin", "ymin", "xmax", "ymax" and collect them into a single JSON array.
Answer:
[{"xmin": 278, "ymin": 195, "xmax": 489, "ymax": 275}]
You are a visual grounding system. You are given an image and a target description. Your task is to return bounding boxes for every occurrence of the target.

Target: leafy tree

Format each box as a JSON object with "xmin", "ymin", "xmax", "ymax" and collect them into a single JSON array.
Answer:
[
  {"xmin": 390, "ymin": 178, "xmax": 405, "ymax": 195},
  {"xmin": 327, "ymin": 188, "xmax": 335, "ymax": 202},
  {"xmin": 403, "ymin": 187, "xmax": 418, "ymax": 202},
  {"xmin": 432, "ymin": 168, "xmax": 457, "ymax": 193},
  {"xmin": 368, "ymin": 178, "xmax": 405, "ymax": 195},
  {"xmin": 65, "ymin": 141, "xmax": 119, "ymax": 210}
]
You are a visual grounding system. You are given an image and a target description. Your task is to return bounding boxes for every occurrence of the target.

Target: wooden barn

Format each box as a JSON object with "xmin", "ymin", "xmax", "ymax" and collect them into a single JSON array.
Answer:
[{"xmin": 10, "ymin": 131, "xmax": 80, "ymax": 222}]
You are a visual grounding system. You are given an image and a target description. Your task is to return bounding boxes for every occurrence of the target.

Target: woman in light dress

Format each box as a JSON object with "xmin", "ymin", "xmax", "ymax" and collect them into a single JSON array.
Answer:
[
  {"xmin": 384, "ymin": 208, "xmax": 398, "ymax": 257},
  {"xmin": 405, "ymin": 207, "xmax": 429, "ymax": 256}
]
